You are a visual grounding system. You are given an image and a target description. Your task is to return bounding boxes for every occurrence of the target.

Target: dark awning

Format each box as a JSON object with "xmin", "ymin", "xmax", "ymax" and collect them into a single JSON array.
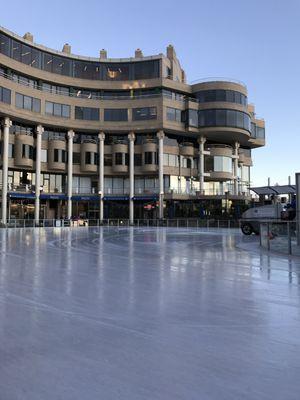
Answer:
[{"xmin": 250, "ymin": 185, "xmax": 296, "ymax": 195}]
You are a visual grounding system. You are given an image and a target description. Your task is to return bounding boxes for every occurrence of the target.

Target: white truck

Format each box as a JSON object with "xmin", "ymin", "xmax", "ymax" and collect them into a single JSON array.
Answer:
[{"xmin": 240, "ymin": 203, "xmax": 290, "ymax": 235}]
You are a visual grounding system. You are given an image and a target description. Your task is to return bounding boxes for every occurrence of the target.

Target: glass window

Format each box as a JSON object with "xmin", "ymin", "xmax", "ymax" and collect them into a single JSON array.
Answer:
[
  {"xmin": 196, "ymin": 89, "xmax": 247, "ymax": 105},
  {"xmin": 1, "ymin": 87, "xmax": 11, "ymax": 104},
  {"xmin": 115, "ymin": 153, "xmax": 123, "ymax": 165},
  {"xmin": 15, "ymin": 93, "xmax": 23, "ymax": 109},
  {"xmin": 132, "ymin": 107, "xmax": 157, "ymax": 120},
  {"xmin": 188, "ymin": 109, "xmax": 198, "ymax": 127},
  {"xmin": 46, "ymin": 101, "xmax": 70, "ymax": 118},
  {"xmin": 8, "ymin": 144, "xmax": 14, "ymax": 158},
  {"xmin": 75, "ymin": 106, "xmax": 99, "ymax": 121},
  {"xmin": 15, "ymin": 93, "xmax": 40, "ymax": 113},
  {"xmin": 144, "ymin": 152, "xmax": 154, "ymax": 165},
  {"xmin": 45, "ymin": 101, "xmax": 53, "ymax": 115},
  {"xmin": 214, "ymin": 156, "xmax": 232, "ymax": 173},
  {"xmin": 216, "ymin": 109, "xmax": 226, "ymax": 125},
  {"xmin": 166, "ymin": 107, "xmax": 182, "ymax": 122},
  {"xmin": 104, "ymin": 63, "xmax": 130, "ymax": 81},
  {"xmin": 0, "ymin": 33, "xmax": 10, "ymax": 56},
  {"xmin": 104, "ymin": 109, "xmax": 128, "ymax": 121},
  {"xmin": 41, "ymin": 149, "xmax": 47, "ymax": 162},
  {"xmin": 133, "ymin": 60, "xmax": 159, "ymax": 79},
  {"xmin": 104, "ymin": 154, "xmax": 112, "ymax": 166},
  {"xmin": 134, "ymin": 154, "xmax": 142, "ymax": 166},
  {"xmin": 227, "ymin": 110, "xmax": 236, "ymax": 127},
  {"xmin": 23, "ymin": 95, "xmax": 32, "ymax": 110},
  {"xmin": 73, "ymin": 152, "xmax": 81, "ymax": 164},
  {"xmin": 62, "ymin": 104, "xmax": 70, "ymax": 118}
]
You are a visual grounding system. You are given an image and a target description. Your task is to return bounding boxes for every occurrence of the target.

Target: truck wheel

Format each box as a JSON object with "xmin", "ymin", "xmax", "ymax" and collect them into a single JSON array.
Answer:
[{"xmin": 241, "ymin": 223, "xmax": 253, "ymax": 235}]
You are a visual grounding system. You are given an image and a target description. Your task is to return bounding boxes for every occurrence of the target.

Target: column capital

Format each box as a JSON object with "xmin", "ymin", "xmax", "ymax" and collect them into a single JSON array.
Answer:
[
  {"xmin": 234, "ymin": 142, "xmax": 240, "ymax": 150},
  {"xmin": 3, "ymin": 117, "xmax": 12, "ymax": 128},
  {"xmin": 67, "ymin": 129, "xmax": 75, "ymax": 139},
  {"xmin": 197, "ymin": 136, "xmax": 206, "ymax": 145},
  {"xmin": 98, "ymin": 131, "xmax": 105, "ymax": 141},
  {"xmin": 128, "ymin": 132, "xmax": 135, "ymax": 142},
  {"xmin": 36, "ymin": 124, "xmax": 44, "ymax": 135},
  {"xmin": 157, "ymin": 130, "xmax": 164, "ymax": 140}
]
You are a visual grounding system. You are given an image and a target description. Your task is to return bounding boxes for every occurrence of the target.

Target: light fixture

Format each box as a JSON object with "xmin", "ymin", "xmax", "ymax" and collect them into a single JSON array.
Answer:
[
  {"xmin": 76, "ymin": 90, "xmax": 81, "ymax": 97},
  {"xmin": 84, "ymin": 66, "xmax": 87, "ymax": 71},
  {"xmin": 21, "ymin": 52, "xmax": 30, "ymax": 56},
  {"xmin": 47, "ymin": 59, "xmax": 52, "ymax": 64}
]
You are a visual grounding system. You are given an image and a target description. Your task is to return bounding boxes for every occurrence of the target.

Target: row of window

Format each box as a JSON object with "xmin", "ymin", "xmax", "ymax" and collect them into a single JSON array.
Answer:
[
  {"xmin": 198, "ymin": 109, "xmax": 251, "ymax": 131},
  {"xmin": 167, "ymin": 107, "xmax": 251, "ymax": 131},
  {"xmin": 195, "ymin": 90, "xmax": 247, "ymax": 106},
  {"xmin": 0, "ymin": 32, "xmax": 160, "ymax": 80},
  {"xmin": 11, "ymin": 96, "xmax": 158, "ymax": 121},
  {"xmin": 16, "ymin": 93, "xmax": 41, "ymax": 113}
]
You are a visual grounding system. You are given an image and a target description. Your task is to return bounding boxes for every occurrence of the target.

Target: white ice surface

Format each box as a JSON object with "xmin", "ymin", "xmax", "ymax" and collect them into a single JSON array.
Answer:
[{"xmin": 0, "ymin": 227, "xmax": 299, "ymax": 400}]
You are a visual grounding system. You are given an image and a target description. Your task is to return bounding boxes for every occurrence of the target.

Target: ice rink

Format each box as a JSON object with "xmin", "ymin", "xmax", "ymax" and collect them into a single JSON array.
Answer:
[{"xmin": 0, "ymin": 227, "xmax": 300, "ymax": 400}]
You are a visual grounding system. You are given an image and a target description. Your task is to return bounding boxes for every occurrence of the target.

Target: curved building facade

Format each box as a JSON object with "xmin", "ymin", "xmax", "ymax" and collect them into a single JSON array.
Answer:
[{"xmin": 0, "ymin": 26, "xmax": 265, "ymax": 222}]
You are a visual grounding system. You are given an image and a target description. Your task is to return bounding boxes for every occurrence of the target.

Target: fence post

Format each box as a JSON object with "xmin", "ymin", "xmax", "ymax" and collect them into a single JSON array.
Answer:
[
  {"xmin": 267, "ymin": 223, "xmax": 270, "ymax": 251},
  {"xmin": 287, "ymin": 222, "xmax": 292, "ymax": 255},
  {"xmin": 187, "ymin": 219, "xmax": 188, "ymax": 228},
  {"xmin": 197, "ymin": 219, "xmax": 199, "ymax": 229},
  {"xmin": 207, "ymin": 219, "xmax": 209, "ymax": 228},
  {"xmin": 177, "ymin": 219, "xmax": 179, "ymax": 228},
  {"xmin": 217, "ymin": 220, "xmax": 220, "ymax": 229},
  {"xmin": 228, "ymin": 220, "xmax": 230, "ymax": 229}
]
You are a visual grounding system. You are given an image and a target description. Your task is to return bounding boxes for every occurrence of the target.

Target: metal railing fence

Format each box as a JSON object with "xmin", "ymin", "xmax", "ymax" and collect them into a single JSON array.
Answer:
[
  {"xmin": 2, "ymin": 218, "xmax": 241, "ymax": 229},
  {"xmin": 260, "ymin": 221, "xmax": 300, "ymax": 256}
]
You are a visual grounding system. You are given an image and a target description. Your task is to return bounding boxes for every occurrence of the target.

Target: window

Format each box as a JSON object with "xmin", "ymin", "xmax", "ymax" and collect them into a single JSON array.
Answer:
[
  {"xmin": 104, "ymin": 154, "xmax": 112, "ymax": 166},
  {"xmin": 132, "ymin": 107, "xmax": 157, "ymax": 120},
  {"xmin": 144, "ymin": 152, "xmax": 157, "ymax": 165},
  {"xmin": 104, "ymin": 109, "xmax": 128, "ymax": 121},
  {"xmin": 85, "ymin": 152, "xmax": 97, "ymax": 165},
  {"xmin": 0, "ymin": 87, "xmax": 11, "ymax": 104},
  {"xmin": 54, "ymin": 149, "xmax": 67, "ymax": 163},
  {"xmin": 15, "ymin": 93, "xmax": 40, "ymax": 112},
  {"xmin": 75, "ymin": 106, "xmax": 99, "ymax": 121},
  {"xmin": 8, "ymin": 144, "xmax": 14, "ymax": 158},
  {"xmin": 188, "ymin": 109, "xmax": 198, "ymax": 127},
  {"xmin": 0, "ymin": 33, "xmax": 10, "ymax": 56},
  {"xmin": 22, "ymin": 144, "xmax": 34, "ymax": 159},
  {"xmin": 134, "ymin": 154, "xmax": 142, "ymax": 166},
  {"xmin": 41, "ymin": 149, "xmax": 47, "ymax": 162},
  {"xmin": 103, "ymin": 64, "xmax": 130, "ymax": 81},
  {"xmin": 166, "ymin": 107, "xmax": 182, "ymax": 122},
  {"xmin": 45, "ymin": 101, "xmax": 70, "ymax": 118},
  {"xmin": 73, "ymin": 152, "xmax": 81, "ymax": 164},
  {"xmin": 133, "ymin": 60, "xmax": 159, "ymax": 79},
  {"xmin": 115, "ymin": 153, "xmax": 123, "ymax": 165}
]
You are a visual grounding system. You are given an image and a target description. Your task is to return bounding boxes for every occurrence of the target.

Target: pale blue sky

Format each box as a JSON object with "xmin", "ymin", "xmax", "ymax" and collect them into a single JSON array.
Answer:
[{"xmin": 1, "ymin": 0, "xmax": 299, "ymax": 186}]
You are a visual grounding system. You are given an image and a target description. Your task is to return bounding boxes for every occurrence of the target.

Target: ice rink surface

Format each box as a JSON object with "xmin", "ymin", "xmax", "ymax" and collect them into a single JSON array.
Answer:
[{"xmin": 0, "ymin": 227, "xmax": 300, "ymax": 400}]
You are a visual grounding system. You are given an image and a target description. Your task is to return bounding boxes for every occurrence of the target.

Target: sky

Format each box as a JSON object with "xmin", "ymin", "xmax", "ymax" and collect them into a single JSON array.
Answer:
[{"xmin": 1, "ymin": 0, "xmax": 299, "ymax": 186}]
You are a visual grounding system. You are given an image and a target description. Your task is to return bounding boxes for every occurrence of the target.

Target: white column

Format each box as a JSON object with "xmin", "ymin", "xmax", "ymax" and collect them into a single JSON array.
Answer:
[
  {"xmin": 233, "ymin": 142, "xmax": 240, "ymax": 195},
  {"xmin": 198, "ymin": 136, "xmax": 206, "ymax": 195},
  {"xmin": 128, "ymin": 132, "xmax": 135, "ymax": 224},
  {"xmin": 98, "ymin": 132, "xmax": 105, "ymax": 223},
  {"xmin": 240, "ymin": 163, "xmax": 244, "ymax": 194},
  {"xmin": 67, "ymin": 130, "xmax": 74, "ymax": 219},
  {"xmin": 34, "ymin": 124, "xmax": 44, "ymax": 224},
  {"xmin": 1, "ymin": 117, "xmax": 11, "ymax": 224},
  {"xmin": 157, "ymin": 130, "xmax": 164, "ymax": 219}
]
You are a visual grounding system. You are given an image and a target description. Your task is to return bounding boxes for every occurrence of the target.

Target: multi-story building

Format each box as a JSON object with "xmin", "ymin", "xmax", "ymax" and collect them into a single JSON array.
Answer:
[{"xmin": 0, "ymin": 26, "xmax": 265, "ymax": 223}]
